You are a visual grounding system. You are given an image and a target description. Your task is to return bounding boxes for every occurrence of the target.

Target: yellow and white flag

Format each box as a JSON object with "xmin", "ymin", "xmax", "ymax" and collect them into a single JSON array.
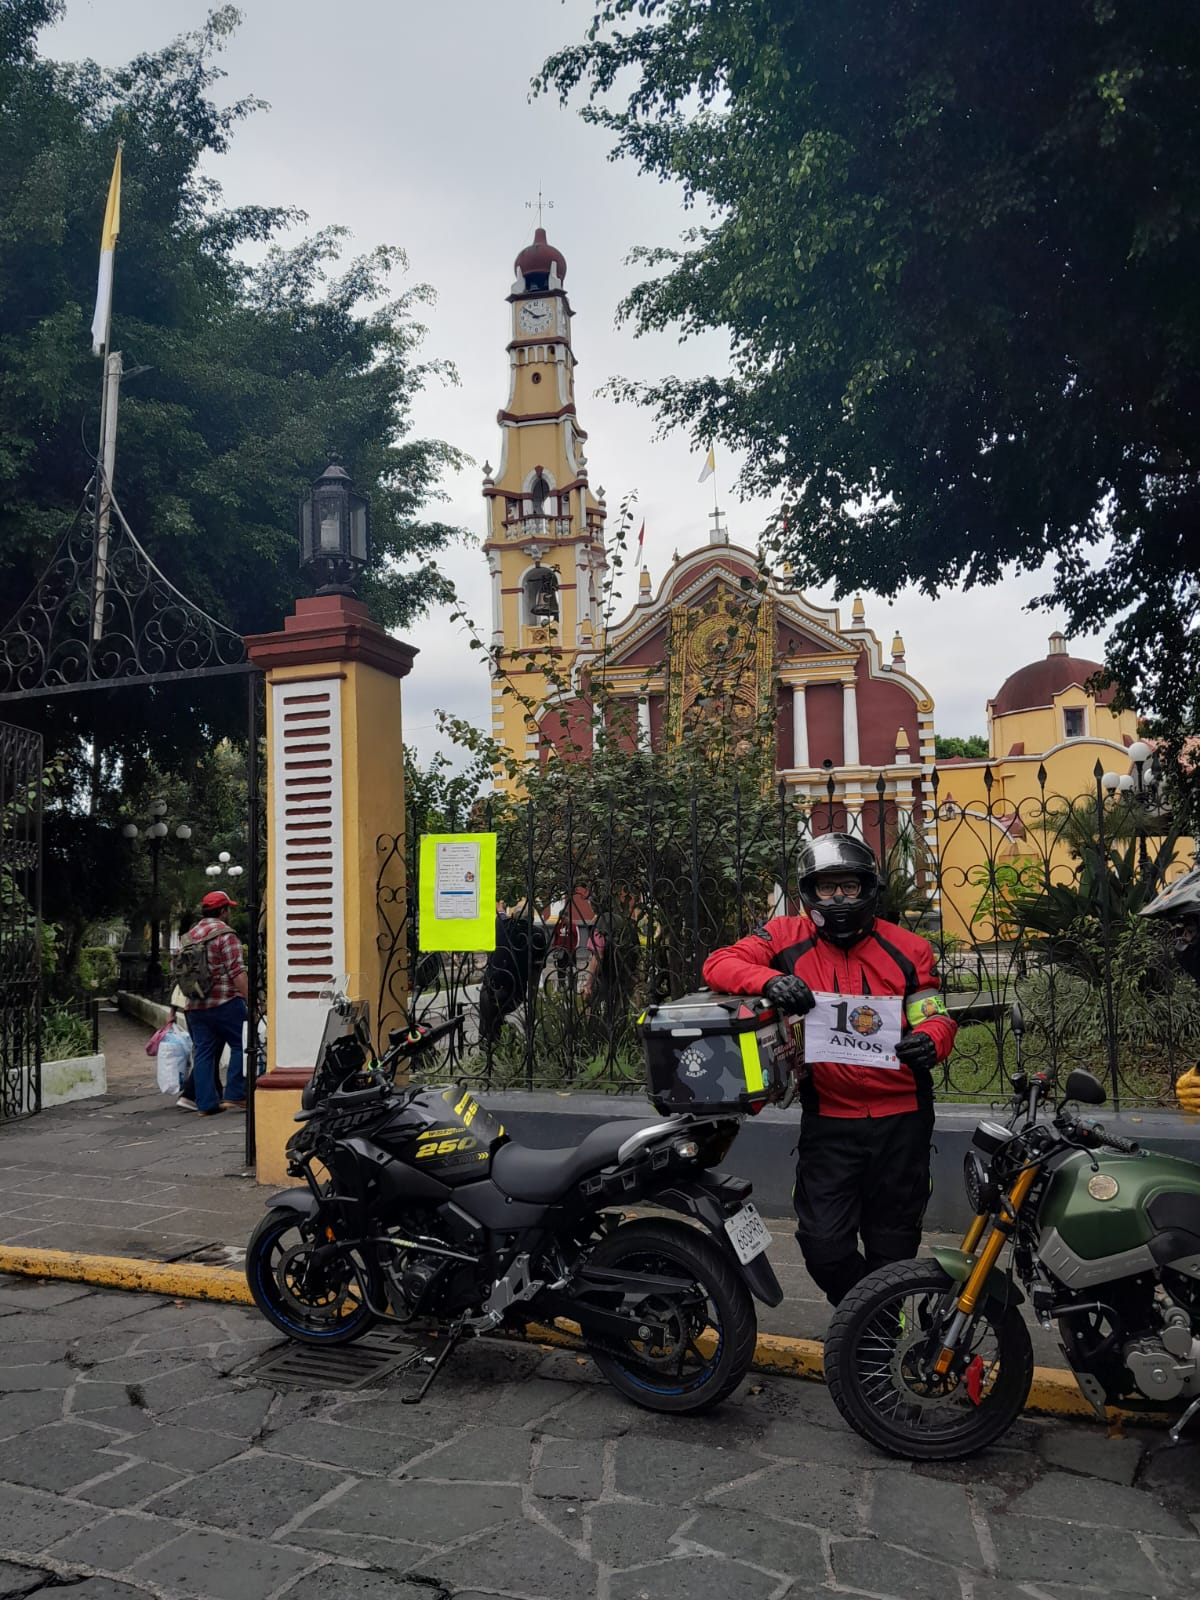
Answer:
[
  {"xmin": 698, "ymin": 445, "xmax": 716, "ymax": 484},
  {"xmin": 90, "ymin": 146, "xmax": 122, "ymax": 355}
]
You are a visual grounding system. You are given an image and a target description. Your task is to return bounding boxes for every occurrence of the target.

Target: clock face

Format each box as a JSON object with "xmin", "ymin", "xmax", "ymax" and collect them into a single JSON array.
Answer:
[{"xmin": 519, "ymin": 299, "xmax": 553, "ymax": 334}]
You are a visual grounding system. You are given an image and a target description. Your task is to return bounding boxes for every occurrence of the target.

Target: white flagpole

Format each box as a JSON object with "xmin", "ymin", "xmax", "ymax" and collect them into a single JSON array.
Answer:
[{"xmin": 91, "ymin": 146, "xmax": 123, "ymax": 647}]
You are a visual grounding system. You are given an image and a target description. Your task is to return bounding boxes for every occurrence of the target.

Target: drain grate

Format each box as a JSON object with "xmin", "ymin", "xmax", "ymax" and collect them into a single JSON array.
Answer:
[{"xmin": 250, "ymin": 1337, "xmax": 417, "ymax": 1391}]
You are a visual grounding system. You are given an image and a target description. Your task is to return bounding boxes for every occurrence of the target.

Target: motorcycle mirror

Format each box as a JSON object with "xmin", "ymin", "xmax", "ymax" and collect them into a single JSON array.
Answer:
[
  {"xmin": 1009, "ymin": 1001, "xmax": 1025, "ymax": 1038},
  {"xmin": 1063, "ymin": 1069, "xmax": 1107, "ymax": 1107}
]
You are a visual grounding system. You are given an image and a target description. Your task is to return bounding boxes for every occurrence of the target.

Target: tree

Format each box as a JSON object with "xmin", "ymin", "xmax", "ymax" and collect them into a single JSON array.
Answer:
[
  {"xmin": 0, "ymin": 5, "xmax": 465, "ymax": 770},
  {"xmin": 935, "ymin": 735, "xmax": 989, "ymax": 761},
  {"xmin": 540, "ymin": 2, "xmax": 1200, "ymax": 758}
]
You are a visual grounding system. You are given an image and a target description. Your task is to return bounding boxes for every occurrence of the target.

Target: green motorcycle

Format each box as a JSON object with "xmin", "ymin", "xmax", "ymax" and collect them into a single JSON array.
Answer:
[{"xmin": 823, "ymin": 1003, "xmax": 1200, "ymax": 1459}]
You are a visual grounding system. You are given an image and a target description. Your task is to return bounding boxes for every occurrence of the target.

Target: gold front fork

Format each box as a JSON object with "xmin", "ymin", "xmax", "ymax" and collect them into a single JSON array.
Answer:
[
  {"xmin": 933, "ymin": 1164, "xmax": 1039, "ymax": 1377},
  {"xmin": 961, "ymin": 1213, "xmax": 987, "ymax": 1254}
]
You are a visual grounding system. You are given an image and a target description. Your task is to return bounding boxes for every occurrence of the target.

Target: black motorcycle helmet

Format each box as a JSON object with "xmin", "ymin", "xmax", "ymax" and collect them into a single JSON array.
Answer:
[{"xmin": 797, "ymin": 833, "xmax": 883, "ymax": 948}]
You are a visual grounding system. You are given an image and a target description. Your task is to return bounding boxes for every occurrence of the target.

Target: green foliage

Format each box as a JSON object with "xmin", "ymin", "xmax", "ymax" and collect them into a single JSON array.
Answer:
[
  {"xmin": 935, "ymin": 736, "xmax": 989, "ymax": 761},
  {"xmin": 540, "ymin": 2, "xmax": 1200, "ymax": 752},
  {"xmin": 403, "ymin": 747, "xmax": 492, "ymax": 838},
  {"xmin": 42, "ymin": 1005, "xmax": 92, "ymax": 1061},
  {"xmin": 1016, "ymin": 918, "xmax": 1200, "ymax": 1098},
  {"xmin": 0, "ymin": 6, "xmax": 465, "ymax": 770},
  {"xmin": 78, "ymin": 943, "xmax": 117, "ymax": 993}
]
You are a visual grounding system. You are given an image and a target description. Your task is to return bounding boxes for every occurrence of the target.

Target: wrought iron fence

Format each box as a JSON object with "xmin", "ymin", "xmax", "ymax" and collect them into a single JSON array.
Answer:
[
  {"xmin": 0, "ymin": 721, "xmax": 43, "ymax": 1120},
  {"xmin": 377, "ymin": 765, "xmax": 1199, "ymax": 1108}
]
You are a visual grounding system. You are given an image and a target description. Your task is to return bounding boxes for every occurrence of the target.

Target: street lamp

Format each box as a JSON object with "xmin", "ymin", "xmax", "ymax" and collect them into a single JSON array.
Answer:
[
  {"xmin": 122, "ymin": 801, "xmax": 193, "ymax": 996},
  {"xmin": 206, "ymin": 851, "xmax": 244, "ymax": 882},
  {"xmin": 299, "ymin": 460, "xmax": 370, "ymax": 596}
]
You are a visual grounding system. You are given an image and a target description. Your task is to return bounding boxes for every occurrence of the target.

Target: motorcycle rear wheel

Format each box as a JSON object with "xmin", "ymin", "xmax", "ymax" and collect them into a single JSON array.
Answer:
[
  {"xmin": 824, "ymin": 1259, "xmax": 1033, "ymax": 1460},
  {"xmin": 246, "ymin": 1208, "xmax": 381, "ymax": 1346},
  {"xmin": 579, "ymin": 1219, "xmax": 757, "ymax": 1415}
]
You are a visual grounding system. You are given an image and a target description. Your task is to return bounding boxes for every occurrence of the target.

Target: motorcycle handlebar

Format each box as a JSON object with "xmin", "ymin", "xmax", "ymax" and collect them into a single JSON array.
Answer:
[
  {"xmin": 386, "ymin": 1014, "xmax": 464, "ymax": 1060},
  {"xmin": 1068, "ymin": 1116, "xmax": 1140, "ymax": 1156}
]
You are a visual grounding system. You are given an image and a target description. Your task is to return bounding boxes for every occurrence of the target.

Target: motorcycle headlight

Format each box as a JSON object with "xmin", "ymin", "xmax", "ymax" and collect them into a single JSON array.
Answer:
[{"xmin": 964, "ymin": 1150, "xmax": 995, "ymax": 1215}]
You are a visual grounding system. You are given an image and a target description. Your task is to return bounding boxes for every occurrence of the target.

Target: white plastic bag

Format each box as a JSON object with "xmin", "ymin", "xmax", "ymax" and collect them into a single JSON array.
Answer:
[{"xmin": 156, "ymin": 1027, "xmax": 192, "ymax": 1095}]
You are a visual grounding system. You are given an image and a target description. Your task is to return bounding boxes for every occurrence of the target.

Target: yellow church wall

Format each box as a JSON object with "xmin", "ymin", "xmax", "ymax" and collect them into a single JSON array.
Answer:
[{"xmin": 988, "ymin": 696, "xmax": 1137, "ymax": 760}]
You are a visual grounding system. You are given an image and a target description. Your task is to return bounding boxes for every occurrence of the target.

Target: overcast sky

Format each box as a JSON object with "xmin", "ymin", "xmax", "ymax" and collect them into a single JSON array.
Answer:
[{"xmin": 44, "ymin": 0, "xmax": 1111, "ymax": 758}]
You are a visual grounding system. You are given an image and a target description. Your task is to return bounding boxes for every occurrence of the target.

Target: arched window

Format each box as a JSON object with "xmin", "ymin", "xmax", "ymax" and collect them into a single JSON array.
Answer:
[
  {"xmin": 521, "ymin": 565, "xmax": 559, "ymax": 625},
  {"xmin": 530, "ymin": 472, "xmax": 550, "ymax": 515}
]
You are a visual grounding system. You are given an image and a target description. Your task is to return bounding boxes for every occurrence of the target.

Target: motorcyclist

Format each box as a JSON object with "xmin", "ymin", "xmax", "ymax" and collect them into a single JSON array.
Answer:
[{"xmin": 702, "ymin": 833, "xmax": 957, "ymax": 1306}]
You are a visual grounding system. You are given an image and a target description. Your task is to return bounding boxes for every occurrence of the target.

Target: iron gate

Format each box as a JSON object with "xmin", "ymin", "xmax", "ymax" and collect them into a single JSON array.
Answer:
[{"xmin": 0, "ymin": 721, "xmax": 43, "ymax": 1120}]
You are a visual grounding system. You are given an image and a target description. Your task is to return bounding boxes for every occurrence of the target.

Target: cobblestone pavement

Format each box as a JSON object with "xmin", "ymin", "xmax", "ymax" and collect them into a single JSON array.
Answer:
[{"xmin": 0, "ymin": 1275, "xmax": 1195, "ymax": 1600}]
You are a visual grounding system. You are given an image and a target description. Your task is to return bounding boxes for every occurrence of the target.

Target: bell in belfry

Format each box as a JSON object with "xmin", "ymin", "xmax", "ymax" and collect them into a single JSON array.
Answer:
[{"xmin": 528, "ymin": 566, "xmax": 560, "ymax": 621}]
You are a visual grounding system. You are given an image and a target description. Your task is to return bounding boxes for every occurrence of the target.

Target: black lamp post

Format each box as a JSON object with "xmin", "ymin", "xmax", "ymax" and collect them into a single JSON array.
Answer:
[
  {"xmin": 123, "ymin": 800, "xmax": 192, "ymax": 996},
  {"xmin": 1102, "ymin": 740, "xmax": 1159, "ymax": 885},
  {"xmin": 300, "ymin": 461, "xmax": 370, "ymax": 596}
]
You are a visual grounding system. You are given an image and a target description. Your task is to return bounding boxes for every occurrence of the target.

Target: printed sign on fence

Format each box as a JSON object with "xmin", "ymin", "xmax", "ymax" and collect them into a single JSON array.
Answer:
[
  {"xmin": 418, "ymin": 833, "xmax": 497, "ymax": 953},
  {"xmin": 803, "ymin": 992, "xmax": 903, "ymax": 1069}
]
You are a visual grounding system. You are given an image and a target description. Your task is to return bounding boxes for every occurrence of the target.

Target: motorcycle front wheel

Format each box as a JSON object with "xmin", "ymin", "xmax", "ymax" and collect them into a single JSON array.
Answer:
[
  {"xmin": 824, "ymin": 1259, "xmax": 1033, "ymax": 1460},
  {"xmin": 578, "ymin": 1219, "xmax": 757, "ymax": 1415},
  {"xmin": 246, "ymin": 1208, "xmax": 381, "ymax": 1346}
]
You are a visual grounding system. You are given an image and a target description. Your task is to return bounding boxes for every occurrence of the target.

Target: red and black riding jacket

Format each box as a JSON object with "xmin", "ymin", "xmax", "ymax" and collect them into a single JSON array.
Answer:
[{"xmin": 702, "ymin": 915, "xmax": 957, "ymax": 1118}]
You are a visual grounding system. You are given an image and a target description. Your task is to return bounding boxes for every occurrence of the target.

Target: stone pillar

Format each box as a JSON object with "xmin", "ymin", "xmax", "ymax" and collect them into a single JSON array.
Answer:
[
  {"xmin": 246, "ymin": 594, "xmax": 416, "ymax": 1184},
  {"xmin": 842, "ymin": 678, "xmax": 860, "ymax": 766},
  {"xmin": 791, "ymin": 684, "xmax": 809, "ymax": 768}
]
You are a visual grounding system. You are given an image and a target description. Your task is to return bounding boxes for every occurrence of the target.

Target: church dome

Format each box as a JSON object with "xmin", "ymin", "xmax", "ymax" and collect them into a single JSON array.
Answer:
[
  {"xmin": 515, "ymin": 227, "xmax": 566, "ymax": 284},
  {"xmin": 991, "ymin": 632, "xmax": 1115, "ymax": 716}
]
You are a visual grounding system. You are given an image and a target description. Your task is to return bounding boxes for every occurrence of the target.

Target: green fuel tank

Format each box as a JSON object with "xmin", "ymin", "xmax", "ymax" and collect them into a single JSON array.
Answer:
[{"xmin": 1038, "ymin": 1147, "xmax": 1200, "ymax": 1290}]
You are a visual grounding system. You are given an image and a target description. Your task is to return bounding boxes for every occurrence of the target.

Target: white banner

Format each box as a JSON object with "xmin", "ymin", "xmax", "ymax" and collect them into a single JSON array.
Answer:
[{"xmin": 803, "ymin": 991, "xmax": 903, "ymax": 1069}]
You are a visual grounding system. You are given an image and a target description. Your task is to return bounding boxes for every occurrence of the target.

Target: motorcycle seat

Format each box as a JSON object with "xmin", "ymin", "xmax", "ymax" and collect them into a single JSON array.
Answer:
[{"xmin": 491, "ymin": 1119, "xmax": 663, "ymax": 1203}]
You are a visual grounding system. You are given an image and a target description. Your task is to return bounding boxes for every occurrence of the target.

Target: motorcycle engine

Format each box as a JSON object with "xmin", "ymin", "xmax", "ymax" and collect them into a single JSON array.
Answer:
[
  {"xmin": 383, "ymin": 1248, "xmax": 446, "ymax": 1323},
  {"xmin": 1124, "ymin": 1297, "xmax": 1200, "ymax": 1401}
]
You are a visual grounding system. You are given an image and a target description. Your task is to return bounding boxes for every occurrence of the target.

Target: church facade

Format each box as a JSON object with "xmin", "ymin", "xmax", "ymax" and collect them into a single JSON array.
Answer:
[{"xmin": 483, "ymin": 229, "xmax": 938, "ymax": 842}]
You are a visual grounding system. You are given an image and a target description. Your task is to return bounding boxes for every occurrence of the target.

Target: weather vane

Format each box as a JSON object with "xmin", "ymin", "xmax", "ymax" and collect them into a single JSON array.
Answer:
[{"xmin": 525, "ymin": 190, "xmax": 554, "ymax": 229}]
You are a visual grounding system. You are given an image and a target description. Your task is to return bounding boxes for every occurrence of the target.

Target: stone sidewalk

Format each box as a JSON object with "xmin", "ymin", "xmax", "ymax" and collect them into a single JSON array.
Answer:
[{"xmin": 0, "ymin": 1273, "xmax": 1196, "ymax": 1600}]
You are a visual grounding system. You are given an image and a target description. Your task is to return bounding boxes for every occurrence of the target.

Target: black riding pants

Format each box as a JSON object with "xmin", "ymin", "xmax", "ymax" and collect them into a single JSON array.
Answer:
[{"xmin": 793, "ymin": 1108, "xmax": 935, "ymax": 1307}]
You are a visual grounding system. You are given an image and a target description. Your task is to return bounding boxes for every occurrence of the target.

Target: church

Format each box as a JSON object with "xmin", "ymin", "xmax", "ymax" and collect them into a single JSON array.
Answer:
[{"xmin": 481, "ymin": 227, "xmax": 939, "ymax": 839}]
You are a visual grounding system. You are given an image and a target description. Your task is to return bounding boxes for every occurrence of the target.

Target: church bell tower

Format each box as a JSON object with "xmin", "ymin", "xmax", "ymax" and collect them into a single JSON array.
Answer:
[{"xmin": 483, "ymin": 227, "xmax": 607, "ymax": 773}]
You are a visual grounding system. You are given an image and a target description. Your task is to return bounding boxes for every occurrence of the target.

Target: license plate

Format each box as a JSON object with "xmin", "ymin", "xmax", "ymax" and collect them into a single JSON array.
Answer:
[{"xmin": 724, "ymin": 1202, "xmax": 771, "ymax": 1265}]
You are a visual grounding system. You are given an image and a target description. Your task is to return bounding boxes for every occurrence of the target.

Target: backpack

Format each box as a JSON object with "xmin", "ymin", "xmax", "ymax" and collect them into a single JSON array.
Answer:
[{"xmin": 170, "ymin": 928, "xmax": 221, "ymax": 1004}]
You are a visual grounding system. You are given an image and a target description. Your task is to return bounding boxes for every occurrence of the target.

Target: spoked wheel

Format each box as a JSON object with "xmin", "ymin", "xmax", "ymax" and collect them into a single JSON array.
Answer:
[
  {"xmin": 578, "ymin": 1219, "xmax": 757, "ymax": 1414},
  {"xmin": 246, "ymin": 1209, "xmax": 381, "ymax": 1346},
  {"xmin": 824, "ymin": 1259, "xmax": 1033, "ymax": 1460}
]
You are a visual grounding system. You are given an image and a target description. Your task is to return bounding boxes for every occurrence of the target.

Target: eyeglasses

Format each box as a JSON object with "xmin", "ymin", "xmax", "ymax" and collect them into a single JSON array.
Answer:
[{"xmin": 812, "ymin": 878, "xmax": 864, "ymax": 901}]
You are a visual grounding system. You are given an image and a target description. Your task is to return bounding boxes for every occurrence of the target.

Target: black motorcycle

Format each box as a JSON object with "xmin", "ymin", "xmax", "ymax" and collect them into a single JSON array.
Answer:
[{"xmin": 245, "ymin": 991, "xmax": 784, "ymax": 1413}]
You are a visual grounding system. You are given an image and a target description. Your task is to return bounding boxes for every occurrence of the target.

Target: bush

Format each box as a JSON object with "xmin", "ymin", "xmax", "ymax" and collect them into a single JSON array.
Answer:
[
  {"xmin": 79, "ymin": 945, "xmax": 119, "ymax": 994},
  {"xmin": 43, "ymin": 1008, "xmax": 93, "ymax": 1062}
]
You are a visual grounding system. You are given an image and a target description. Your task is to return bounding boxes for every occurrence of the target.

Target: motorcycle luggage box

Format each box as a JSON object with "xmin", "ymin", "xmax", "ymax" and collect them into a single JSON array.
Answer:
[{"xmin": 641, "ymin": 992, "xmax": 790, "ymax": 1115}]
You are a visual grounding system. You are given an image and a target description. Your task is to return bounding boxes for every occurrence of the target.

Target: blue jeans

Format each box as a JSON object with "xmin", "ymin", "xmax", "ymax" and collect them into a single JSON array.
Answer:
[{"xmin": 188, "ymin": 998, "xmax": 247, "ymax": 1113}]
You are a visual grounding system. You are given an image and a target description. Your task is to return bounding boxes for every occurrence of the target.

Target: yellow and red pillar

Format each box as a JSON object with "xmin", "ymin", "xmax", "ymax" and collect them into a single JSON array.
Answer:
[{"xmin": 246, "ymin": 594, "xmax": 414, "ymax": 1183}]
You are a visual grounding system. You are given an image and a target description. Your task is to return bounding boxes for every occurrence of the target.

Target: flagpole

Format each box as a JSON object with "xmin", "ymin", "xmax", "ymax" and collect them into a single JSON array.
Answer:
[{"xmin": 90, "ymin": 143, "xmax": 123, "ymax": 650}]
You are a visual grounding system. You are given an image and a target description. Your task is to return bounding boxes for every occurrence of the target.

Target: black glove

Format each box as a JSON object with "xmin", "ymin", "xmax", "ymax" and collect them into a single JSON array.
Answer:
[
  {"xmin": 894, "ymin": 1030, "xmax": 938, "ymax": 1071},
  {"xmin": 763, "ymin": 975, "xmax": 816, "ymax": 1016}
]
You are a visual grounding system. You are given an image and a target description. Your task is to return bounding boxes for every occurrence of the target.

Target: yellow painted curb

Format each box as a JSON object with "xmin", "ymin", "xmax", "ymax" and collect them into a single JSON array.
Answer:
[
  {"xmin": 0, "ymin": 1247, "xmax": 252, "ymax": 1307},
  {"xmin": 0, "ymin": 1245, "xmax": 1137, "ymax": 1424}
]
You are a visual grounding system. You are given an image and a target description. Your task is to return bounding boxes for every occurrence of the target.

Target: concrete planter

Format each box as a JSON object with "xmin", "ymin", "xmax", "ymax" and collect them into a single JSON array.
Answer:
[{"xmin": 41, "ymin": 1053, "xmax": 107, "ymax": 1106}]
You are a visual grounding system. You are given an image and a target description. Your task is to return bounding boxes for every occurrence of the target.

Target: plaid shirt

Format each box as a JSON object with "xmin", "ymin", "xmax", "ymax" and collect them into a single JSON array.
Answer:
[{"xmin": 184, "ymin": 917, "xmax": 245, "ymax": 1009}]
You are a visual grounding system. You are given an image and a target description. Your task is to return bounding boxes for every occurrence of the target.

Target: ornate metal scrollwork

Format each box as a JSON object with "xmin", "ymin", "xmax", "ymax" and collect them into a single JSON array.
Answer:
[{"xmin": 0, "ymin": 489, "xmax": 247, "ymax": 701}]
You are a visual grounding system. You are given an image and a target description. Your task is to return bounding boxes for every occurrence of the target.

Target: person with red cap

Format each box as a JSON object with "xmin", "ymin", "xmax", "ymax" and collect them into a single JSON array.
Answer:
[{"xmin": 175, "ymin": 889, "xmax": 248, "ymax": 1117}]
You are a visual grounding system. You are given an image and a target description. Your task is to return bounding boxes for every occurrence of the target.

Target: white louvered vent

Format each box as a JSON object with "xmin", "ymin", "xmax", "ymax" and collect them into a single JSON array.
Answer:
[{"xmin": 271, "ymin": 679, "xmax": 345, "ymax": 1068}]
